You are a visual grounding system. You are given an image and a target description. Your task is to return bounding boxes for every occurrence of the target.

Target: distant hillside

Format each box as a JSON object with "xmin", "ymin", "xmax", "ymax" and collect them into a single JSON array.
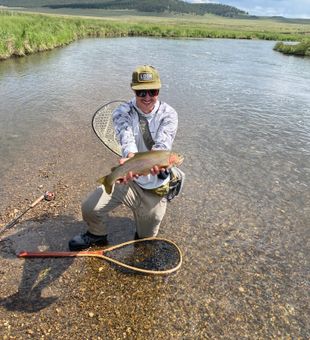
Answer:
[{"xmin": 0, "ymin": 0, "xmax": 248, "ymax": 17}]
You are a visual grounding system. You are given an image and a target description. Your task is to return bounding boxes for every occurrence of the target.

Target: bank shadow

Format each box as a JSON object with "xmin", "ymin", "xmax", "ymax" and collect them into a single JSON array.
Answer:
[{"xmin": 0, "ymin": 213, "xmax": 135, "ymax": 313}]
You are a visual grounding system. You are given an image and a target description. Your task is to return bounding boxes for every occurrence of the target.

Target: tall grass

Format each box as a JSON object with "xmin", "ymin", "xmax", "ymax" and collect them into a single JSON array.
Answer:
[
  {"xmin": 0, "ymin": 11, "xmax": 78, "ymax": 58},
  {"xmin": 0, "ymin": 10, "xmax": 309, "ymax": 59},
  {"xmin": 274, "ymin": 40, "xmax": 310, "ymax": 56}
]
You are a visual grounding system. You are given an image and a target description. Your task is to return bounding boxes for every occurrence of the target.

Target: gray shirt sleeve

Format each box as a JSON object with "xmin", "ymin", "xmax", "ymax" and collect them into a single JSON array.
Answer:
[
  {"xmin": 152, "ymin": 102, "xmax": 178, "ymax": 151},
  {"xmin": 112, "ymin": 102, "xmax": 138, "ymax": 157}
]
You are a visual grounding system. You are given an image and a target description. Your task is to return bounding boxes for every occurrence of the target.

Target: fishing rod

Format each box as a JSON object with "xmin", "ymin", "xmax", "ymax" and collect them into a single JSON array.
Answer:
[{"xmin": 0, "ymin": 191, "xmax": 55, "ymax": 236}]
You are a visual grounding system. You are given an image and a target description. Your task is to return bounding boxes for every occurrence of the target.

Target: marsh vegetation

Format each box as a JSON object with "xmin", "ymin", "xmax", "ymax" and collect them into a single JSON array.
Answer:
[{"xmin": 0, "ymin": 9, "xmax": 309, "ymax": 60}]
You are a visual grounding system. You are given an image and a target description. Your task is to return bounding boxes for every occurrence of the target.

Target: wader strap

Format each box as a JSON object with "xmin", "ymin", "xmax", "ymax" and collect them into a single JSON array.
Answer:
[{"xmin": 130, "ymin": 104, "xmax": 159, "ymax": 150}]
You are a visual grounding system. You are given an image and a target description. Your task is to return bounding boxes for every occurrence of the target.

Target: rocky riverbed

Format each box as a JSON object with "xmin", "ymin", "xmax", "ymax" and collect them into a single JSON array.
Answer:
[{"xmin": 0, "ymin": 120, "xmax": 309, "ymax": 339}]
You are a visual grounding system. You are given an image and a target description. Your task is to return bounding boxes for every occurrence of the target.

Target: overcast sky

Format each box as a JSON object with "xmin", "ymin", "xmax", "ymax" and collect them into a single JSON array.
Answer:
[{"xmin": 185, "ymin": 0, "xmax": 310, "ymax": 18}]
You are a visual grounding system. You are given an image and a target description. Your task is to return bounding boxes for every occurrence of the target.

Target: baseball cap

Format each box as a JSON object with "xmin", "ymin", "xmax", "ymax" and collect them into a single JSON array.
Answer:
[{"xmin": 131, "ymin": 65, "xmax": 161, "ymax": 90}]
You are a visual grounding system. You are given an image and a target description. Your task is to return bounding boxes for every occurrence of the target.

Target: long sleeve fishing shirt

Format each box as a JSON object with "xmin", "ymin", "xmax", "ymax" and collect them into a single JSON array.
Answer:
[{"xmin": 112, "ymin": 97, "xmax": 178, "ymax": 190}]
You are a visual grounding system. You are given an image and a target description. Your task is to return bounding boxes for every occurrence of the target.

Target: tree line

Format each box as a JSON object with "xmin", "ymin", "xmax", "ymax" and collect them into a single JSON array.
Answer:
[
  {"xmin": 0, "ymin": 0, "xmax": 247, "ymax": 17},
  {"xmin": 47, "ymin": 0, "xmax": 248, "ymax": 17}
]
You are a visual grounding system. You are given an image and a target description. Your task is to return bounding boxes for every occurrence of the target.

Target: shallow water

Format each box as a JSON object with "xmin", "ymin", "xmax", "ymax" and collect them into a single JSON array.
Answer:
[{"xmin": 0, "ymin": 37, "xmax": 309, "ymax": 338}]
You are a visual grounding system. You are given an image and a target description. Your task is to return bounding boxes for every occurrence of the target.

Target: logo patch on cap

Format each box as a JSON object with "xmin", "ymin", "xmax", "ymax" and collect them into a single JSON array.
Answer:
[{"xmin": 138, "ymin": 72, "xmax": 153, "ymax": 82}]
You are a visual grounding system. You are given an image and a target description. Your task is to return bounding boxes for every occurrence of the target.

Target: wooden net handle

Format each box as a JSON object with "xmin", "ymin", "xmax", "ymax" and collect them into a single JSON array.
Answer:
[
  {"xmin": 18, "ymin": 250, "xmax": 104, "ymax": 257},
  {"xmin": 18, "ymin": 237, "xmax": 183, "ymax": 275}
]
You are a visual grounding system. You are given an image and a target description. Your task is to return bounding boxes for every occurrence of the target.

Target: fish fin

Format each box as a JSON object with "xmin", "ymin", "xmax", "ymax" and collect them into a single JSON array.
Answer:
[{"xmin": 96, "ymin": 176, "xmax": 113, "ymax": 194}]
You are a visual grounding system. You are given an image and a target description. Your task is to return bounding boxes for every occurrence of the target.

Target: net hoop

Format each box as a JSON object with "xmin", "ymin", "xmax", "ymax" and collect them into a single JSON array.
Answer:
[{"xmin": 92, "ymin": 100, "xmax": 126, "ymax": 156}]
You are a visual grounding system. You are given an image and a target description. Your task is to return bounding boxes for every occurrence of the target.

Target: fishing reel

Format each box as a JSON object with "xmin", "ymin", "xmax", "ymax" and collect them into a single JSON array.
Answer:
[
  {"xmin": 0, "ymin": 190, "xmax": 56, "ymax": 236},
  {"xmin": 44, "ymin": 191, "xmax": 55, "ymax": 201}
]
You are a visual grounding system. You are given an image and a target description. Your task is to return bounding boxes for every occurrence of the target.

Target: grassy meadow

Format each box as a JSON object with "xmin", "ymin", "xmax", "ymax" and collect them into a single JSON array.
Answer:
[{"xmin": 0, "ymin": 9, "xmax": 310, "ymax": 60}]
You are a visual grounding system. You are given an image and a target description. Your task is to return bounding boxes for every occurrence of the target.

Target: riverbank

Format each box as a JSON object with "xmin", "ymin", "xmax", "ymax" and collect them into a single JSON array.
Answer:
[
  {"xmin": 273, "ymin": 40, "xmax": 310, "ymax": 56},
  {"xmin": 1, "ymin": 10, "xmax": 310, "ymax": 60}
]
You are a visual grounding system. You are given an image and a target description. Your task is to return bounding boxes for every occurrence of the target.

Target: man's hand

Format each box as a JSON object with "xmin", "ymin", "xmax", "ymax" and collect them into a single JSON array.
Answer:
[
  {"xmin": 119, "ymin": 152, "xmax": 135, "ymax": 166},
  {"xmin": 116, "ymin": 153, "xmax": 138, "ymax": 184},
  {"xmin": 150, "ymin": 165, "xmax": 162, "ymax": 176}
]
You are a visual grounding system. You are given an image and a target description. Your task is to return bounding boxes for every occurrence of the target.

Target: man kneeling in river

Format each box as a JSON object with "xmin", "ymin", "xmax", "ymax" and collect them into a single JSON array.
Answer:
[{"xmin": 69, "ymin": 65, "xmax": 179, "ymax": 250}]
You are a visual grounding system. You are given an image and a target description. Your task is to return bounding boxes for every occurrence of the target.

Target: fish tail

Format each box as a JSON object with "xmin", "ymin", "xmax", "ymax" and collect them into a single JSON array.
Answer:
[{"xmin": 96, "ymin": 176, "xmax": 113, "ymax": 194}]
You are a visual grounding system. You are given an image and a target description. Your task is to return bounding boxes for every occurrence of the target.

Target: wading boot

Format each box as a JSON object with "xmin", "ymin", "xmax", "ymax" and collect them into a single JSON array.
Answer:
[{"xmin": 69, "ymin": 231, "xmax": 108, "ymax": 251}]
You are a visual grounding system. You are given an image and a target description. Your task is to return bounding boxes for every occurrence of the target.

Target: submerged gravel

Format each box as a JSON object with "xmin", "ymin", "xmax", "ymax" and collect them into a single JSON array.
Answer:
[{"xmin": 0, "ymin": 120, "xmax": 309, "ymax": 339}]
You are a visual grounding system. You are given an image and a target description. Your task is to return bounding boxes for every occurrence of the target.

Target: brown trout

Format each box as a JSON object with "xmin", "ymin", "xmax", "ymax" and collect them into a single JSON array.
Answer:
[{"xmin": 97, "ymin": 150, "xmax": 184, "ymax": 194}]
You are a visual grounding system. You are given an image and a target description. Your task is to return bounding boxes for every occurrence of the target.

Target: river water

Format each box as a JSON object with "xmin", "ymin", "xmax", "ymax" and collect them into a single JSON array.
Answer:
[{"xmin": 0, "ymin": 38, "xmax": 309, "ymax": 338}]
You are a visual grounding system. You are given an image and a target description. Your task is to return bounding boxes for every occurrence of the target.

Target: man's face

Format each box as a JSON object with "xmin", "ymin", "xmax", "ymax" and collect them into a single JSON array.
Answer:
[{"xmin": 134, "ymin": 89, "xmax": 159, "ymax": 114}]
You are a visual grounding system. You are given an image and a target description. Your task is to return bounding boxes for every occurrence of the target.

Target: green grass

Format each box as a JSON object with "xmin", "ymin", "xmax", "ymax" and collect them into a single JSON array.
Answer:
[
  {"xmin": 1, "ymin": 9, "xmax": 310, "ymax": 59},
  {"xmin": 273, "ymin": 40, "xmax": 310, "ymax": 56}
]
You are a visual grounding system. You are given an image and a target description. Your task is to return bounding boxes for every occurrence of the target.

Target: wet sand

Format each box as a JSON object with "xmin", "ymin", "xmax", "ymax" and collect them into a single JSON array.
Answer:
[{"xmin": 0, "ymin": 120, "xmax": 309, "ymax": 339}]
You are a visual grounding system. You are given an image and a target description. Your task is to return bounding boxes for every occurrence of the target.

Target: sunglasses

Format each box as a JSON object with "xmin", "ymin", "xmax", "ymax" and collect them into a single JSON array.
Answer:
[{"xmin": 135, "ymin": 89, "xmax": 159, "ymax": 97}]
